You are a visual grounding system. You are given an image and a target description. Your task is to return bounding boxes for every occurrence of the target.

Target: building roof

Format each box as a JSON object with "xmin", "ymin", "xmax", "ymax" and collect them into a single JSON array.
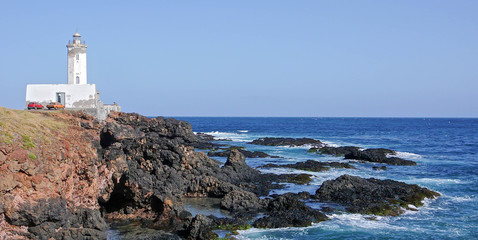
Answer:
[{"xmin": 73, "ymin": 32, "xmax": 81, "ymax": 37}]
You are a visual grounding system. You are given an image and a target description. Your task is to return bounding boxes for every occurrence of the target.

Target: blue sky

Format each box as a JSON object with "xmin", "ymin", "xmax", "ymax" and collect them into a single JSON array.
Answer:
[{"xmin": 1, "ymin": 1, "xmax": 477, "ymax": 117}]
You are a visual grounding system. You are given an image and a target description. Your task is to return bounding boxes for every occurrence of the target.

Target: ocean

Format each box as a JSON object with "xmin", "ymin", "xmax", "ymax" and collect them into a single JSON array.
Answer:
[{"xmin": 174, "ymin": 117, "xmax": 478, "ymax": 240}]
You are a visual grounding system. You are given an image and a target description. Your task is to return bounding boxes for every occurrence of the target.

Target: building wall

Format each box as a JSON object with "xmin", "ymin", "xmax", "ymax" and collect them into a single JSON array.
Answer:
[{"xmin": 25, "ymin": 84, "xmax": 97, "ymax": 108}]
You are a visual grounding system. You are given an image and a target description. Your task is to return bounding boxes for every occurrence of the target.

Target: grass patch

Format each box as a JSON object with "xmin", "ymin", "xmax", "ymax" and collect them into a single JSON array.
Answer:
[
  {"xmin": 0, "ymin": 106, "xmax": 68, "ymax": 146},
  {"xmin": 1, "ymin": 132, "xmax": 14, "ymax": 145},
  {"xmin": 22, "ymin": 135, "xmax": 36, "ymax": 149},
  {"xmin": 28, "ymin": 153, "xmax": 37, "ymax": 159}
]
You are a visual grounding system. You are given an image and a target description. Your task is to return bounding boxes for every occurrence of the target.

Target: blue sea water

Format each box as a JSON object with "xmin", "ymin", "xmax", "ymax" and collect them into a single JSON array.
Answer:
[{"xmin": 175, "ymin": 117, "xmax": 478, "ymax": 240}]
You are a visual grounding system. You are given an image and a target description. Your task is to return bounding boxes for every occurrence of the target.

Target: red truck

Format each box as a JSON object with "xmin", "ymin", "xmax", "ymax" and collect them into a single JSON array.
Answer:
[{"xmin": 27, "ymin": 102, "xmax": 44, "ymax": 110}]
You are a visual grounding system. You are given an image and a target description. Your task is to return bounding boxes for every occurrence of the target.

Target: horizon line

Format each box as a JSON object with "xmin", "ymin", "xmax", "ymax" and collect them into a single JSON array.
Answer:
[{"xmin": 155, "ymin": 115, "xmax": 478, "ymax": 119}]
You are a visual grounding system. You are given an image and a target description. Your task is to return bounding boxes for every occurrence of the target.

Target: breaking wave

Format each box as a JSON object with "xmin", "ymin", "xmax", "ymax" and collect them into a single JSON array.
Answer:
[
  {"xmin": 202, "ymin": 131, "xmax": 252, "ymax": 142},
  {"xmin": 387, "ymin": 151, "xmax": 422, "ymax": 160}
]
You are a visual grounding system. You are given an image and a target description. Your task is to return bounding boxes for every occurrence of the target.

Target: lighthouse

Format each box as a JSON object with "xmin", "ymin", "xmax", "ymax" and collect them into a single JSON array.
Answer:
[
  {"xmin": 25, "ymin": 31, "xmax": 121, "ymax": 120},
  {"xmin": 67, "ymin": 32, "xmax": 87, "ymax": 84}
]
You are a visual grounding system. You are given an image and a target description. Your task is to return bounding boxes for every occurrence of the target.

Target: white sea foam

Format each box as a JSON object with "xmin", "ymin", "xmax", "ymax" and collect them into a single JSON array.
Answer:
[
  {"xmin": 408, "ymin": 177, "xmax": 466, "ymax": 185},
  {"xmin": 202, "ymin": 131, "xmax": 252, "ymax": 142},
  {"xmin": 236, "ymin": 226, "xmax": 308, "ymax": 240},
  {"xmin": 324, "ymin": 213, "xmax": 408, "ymax": 231},
  {"xmin": 401, "ymin": 197, "xmax": 443, "ymax": 216},
  {"xmin": 448, "ymin": 195, "xmax": 476, "ymax": 203},
  {"xmin": 275, "ymin": 144, "xmax": 321, "ymax": 150},
  {"xmin": 321, "ymin": 141, "xmax": 339, "ymax": 147},
  {"xmin": 238, "ymin": 130, "xmax": 249, "ymax": 133},
  {"xmin": 387, "ymin": 151, "xmax": 422, "ymax": 160}
]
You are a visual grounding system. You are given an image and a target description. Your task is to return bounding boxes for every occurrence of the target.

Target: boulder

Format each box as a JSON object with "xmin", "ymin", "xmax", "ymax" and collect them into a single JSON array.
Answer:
[
  {"xmin": 315, "ymin": 175, "xmax": 440, "ymax": 216},
  {"xmin": 220, "ymin": 190, "xmax": 263, "ymax": 212},
  {"xmin": 220, "ymin": 150, "xmax": 261, "ymax": 185},
  {"xmin": 253, "ymin": 194, "xmax": 327, "ymax": 228},
  {"xmin": 344, "ymin": 148, "xmax": 416, "ymax": 165}
]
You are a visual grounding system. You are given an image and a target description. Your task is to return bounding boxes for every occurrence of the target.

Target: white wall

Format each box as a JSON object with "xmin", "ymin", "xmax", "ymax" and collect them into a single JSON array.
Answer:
[
  {"xmin": 25, "ymin": 84, "xmax": 97, "ymax": 108},
  {"xmin": 67, "ymin": 44, "xmax": 87, "ymax": 85}
]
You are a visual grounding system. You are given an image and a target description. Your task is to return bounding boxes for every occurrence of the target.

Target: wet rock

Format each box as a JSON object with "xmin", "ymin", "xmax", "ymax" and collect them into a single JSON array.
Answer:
[
  {"xmin": 253, "ymin": 194, "xmax": 327, "ymax": 228},
  {"xmin": 249, "ymin": 137, "xmax": 323, "ymax": 147},
  {"xmin": 309, "ymin": 146, "xmax": 362, "ymax": 156},
  {"xmin": 315, "ymin": 175, "xmax": 440, "ymax": 216},
  {"xmin": 261, "ymin": 160, "xmax": 355, "ymax": 172},
  {"xmin": 373, "ymin": 166, "xmax": 387, "ymax": 170},
  {"xmin": 344, "ymin": 148, "xmax": 416, "ymax": 165}
]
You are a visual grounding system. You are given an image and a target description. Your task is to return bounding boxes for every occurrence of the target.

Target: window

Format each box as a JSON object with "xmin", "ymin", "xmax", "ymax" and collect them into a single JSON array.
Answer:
[
  {"xmin": 76, "ymin": 54, "xmax": 79, "ymax": 60},
  {"xmin": 76, "ymin": 76, "xmax": 80, "ymax": 84}
]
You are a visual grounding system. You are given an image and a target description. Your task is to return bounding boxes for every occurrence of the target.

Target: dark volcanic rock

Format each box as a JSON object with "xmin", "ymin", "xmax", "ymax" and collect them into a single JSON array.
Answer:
[
  {"xmin": 4, "ymin": 198, "xmax": 107, "ymax": 239},
  {"xmin": 220, "ymin": 149, "xmax": 261, "ymax": 185},
  {"xmin": 309, "ymin": 146, "xmax": 362, "ymax": 156},
  {"xmin": 262, "ymin": 160, "xmax": 355, "ymax": 172},
  {"xmin": 344, "ymin": 148, "xmax": 416, "ymax": 165},
  {"xmin": 249, "ymin": 137, "xmax": 323, "ymax": 147},
  {"xmin": 185, "ymin": 215, "xmax": 217, "ymax": 240},
  {"xmin": 220, "ymin": 190, "xmax": 264, "ymax": 212},
  {"xmin": 192, "ymin": 133, "xmax": 224, "ymax": 149},
  {"xmin": 373, "ymin": 166, "xmax": 387, "ymax": 170},
  {"xmin": 310, "ymin": 146, "xmax": 417, "ymax": 166},
  {"xmin": 208, "ymin": 148, "xmax": 280, "ymax": 158},
  {"xmin": 196, "ymin": 132, "xmax": 215, "ymax": 142},
  {"xmin": 253, "ymin": 194, "xmax": 327, "ymax": 228},
  {"xmin": 216, "ymin": 150, "xmax": 285, "ymax": 196},
  {"xmin": 315, "ymin": 175, "xmax": 440, "ymax": 216}
]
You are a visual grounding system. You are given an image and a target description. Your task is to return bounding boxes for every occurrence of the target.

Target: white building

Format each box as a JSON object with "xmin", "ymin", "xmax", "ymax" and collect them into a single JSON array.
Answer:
[{"xmin": 25, "ymin": 32, "xmax": 120, "ymax": 120}]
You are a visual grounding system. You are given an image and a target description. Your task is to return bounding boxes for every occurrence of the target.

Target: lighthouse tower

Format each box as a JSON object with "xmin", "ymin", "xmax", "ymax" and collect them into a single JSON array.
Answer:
[{"xmin": 67, "ymin": 32, "xmax": 87, "ymax": 84}]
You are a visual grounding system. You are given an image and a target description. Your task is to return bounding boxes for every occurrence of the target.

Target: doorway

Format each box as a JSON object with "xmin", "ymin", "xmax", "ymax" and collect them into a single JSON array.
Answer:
[{"xmin": 56, "ymin": 92, "xmax": 65, "ymax": 105}]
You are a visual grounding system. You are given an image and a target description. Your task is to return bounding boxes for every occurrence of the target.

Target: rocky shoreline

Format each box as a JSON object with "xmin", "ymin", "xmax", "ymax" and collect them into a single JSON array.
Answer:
[{"xmin": 0, "ymin": 107, "xmax": 440, "ymax": 239}]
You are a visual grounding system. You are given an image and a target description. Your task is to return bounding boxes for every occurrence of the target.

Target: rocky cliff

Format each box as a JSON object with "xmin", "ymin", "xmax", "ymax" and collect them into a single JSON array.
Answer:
[
  {"xmin": 0, "ymin": 108, "xmax": 239, "ymax": 239},
  {"xmin": 0, "ymin": 107, "xmax": 107, "ymax": 239}
]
